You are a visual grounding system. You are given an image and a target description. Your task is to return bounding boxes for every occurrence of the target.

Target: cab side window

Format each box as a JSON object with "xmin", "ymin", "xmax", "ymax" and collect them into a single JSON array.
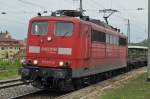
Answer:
[{"xmin": 91, "ymin": 30, "xmax": 106, "ymax": 43}]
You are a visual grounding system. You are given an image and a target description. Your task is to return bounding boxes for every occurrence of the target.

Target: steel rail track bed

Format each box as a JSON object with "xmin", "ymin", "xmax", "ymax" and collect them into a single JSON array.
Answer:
[{"xmin": 0, "ymin": 79, "xmax": 30, "ymax": 90}]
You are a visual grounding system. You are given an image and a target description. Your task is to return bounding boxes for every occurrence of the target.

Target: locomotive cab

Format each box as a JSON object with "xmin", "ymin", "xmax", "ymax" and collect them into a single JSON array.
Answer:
[
  {"xmin": 20, "ymin": 16, "xmax": 91, "ymax": 89},
  {"xmin": 26, "ymin": 18, "xmax": 77, "ymax": 67}
]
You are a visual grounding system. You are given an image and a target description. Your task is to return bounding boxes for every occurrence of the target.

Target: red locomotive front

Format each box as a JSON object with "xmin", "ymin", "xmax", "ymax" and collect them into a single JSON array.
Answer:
[{"xmin": 26, "ymin": 17, "xmax": 82, "ymax": 68}]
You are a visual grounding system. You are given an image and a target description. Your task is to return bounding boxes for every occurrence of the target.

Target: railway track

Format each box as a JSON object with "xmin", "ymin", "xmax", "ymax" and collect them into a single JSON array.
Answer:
[
  {"xmin": 0, "ymin": 67, "xmax": 146, "ymax": 99},
  {"xmin": 0, "ymin": 79, "xmax": 68, "ymax": 99},
  {"xmin": 12, "ymin": 89, "xmax": 68, "ymax": 99},
  {"xmin": 0, "ymin": 78, "xmax": 29, "ymax": 90},
  {"xmin": 0, "ymin": 78, "xmax": 67, "ymax": 99},
  {"xmin": 11, "ymin": 90, "xmax": 45, "ymax": 99}
]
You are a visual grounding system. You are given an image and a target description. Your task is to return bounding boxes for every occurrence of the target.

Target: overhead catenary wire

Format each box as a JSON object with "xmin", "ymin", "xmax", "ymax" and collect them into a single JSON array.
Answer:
[
  {"xmin": 90, "ymin": 0, "xmax": 146, "ymax": 42},
  {"xmin": 18, "ymin": 0, "xmax": 47, "ymax": 10},
  {"xmin": 92, "ymin": 0, "xmax": 105, "ymax": 9},
  {"xmin": 113, "ymin": 14, "xmax": 147, "ymax": 35},
  {"xmin": 114, "ymin": 13, "xmax": 147, "ymax": 30},
  {"xmin": 0, "ymin": 0, "xmax": 42, "ymax": 18}
]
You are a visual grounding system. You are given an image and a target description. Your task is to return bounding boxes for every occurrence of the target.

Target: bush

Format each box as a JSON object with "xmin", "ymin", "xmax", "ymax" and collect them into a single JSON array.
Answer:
[{"xmin": 0, "ymin": 59, "xmax": 21, "ymax": 70}]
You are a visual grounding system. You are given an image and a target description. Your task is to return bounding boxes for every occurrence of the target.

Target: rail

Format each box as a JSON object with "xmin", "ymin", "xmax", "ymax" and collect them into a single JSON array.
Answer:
[
  {"xmin": 0, "ymin": 78, "xmax": 30, "ymax": 90},
  {"xmin": 11, "ymin": 90, "xmax": 44, "ymax": 99}
]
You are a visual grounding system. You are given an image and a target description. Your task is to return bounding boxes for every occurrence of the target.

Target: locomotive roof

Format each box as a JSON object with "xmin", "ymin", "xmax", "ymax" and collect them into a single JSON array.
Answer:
[{"xmin": 30, "ymin": 16, "xmax": 81, "ymax": 22}]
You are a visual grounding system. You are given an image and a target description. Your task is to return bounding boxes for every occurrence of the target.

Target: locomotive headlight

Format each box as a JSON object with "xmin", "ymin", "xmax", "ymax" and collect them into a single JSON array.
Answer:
[
  {"xmin": 33, "ymin": 60, "xmax": 38, "ymax": 65},
  {"xmin": 59, "ymin": 61, "xmax": 64, "ymax": 66},
  {"xmin": 47, "ymin": 37, "xmax": 52, "ymax": 41}
]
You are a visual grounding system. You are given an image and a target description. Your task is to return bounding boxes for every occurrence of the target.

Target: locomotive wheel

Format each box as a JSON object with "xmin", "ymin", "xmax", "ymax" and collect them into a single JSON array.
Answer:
[
  {"xmin": 105, "ymin": 71, "xmax": 112, "ymax": 79},
  {"xmin": 94, "ymin": 74, "xmax": 104, "ymax": 83},
  {"xmin": 58, "ymin": 80, "xmax": 66, "ymax": 90},
  {"xmin": 73, "ymin": 79, "xmax": 83, "ymax": 90},
  {"xmin": 90, "ymin": 75, "xmax": 96, "ymax": 84}
]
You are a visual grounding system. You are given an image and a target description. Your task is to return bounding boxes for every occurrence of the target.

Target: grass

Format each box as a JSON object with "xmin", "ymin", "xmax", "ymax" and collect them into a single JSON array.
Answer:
[
  {"xmin": 0, "ymin": 60, "xmax": 20, "ymax": 70},
  {"xmin": 0, "ymin": 70, "xmax": 19, "ymax": 80},
  {"xmin": 101, "ymin": 73, "xmax": 150, "ymax": 99},
  {"xmin": 0, "ymin": 60, "xmax": 21, "ymax": 80}
]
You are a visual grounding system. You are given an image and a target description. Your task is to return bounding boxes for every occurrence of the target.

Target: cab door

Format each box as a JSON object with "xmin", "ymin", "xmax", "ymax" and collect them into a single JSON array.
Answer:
[
  {"xmin": 85, "ymin": 25, "xmax": 91, "ymax": 58},
  {"xmin": 81, "ymin": 24, "xmax": 91, "ymax": 59}
]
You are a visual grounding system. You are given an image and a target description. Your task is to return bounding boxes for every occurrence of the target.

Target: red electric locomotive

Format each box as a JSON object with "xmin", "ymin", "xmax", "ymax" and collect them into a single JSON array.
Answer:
[{"xmin": 20, "ymin": 10, "xmax": 127, "ymax": 90}]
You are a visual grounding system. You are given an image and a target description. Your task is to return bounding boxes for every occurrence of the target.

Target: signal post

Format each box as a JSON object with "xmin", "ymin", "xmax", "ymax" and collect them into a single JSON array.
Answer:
[{"xmin": 148, "ymin": 0, "xmax": 150, "ymax": 81}]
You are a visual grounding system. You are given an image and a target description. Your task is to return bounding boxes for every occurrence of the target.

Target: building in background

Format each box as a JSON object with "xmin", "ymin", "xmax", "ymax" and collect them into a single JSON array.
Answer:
[{"xmin": 0, "ymin": 31, "xmax": 25, "ymax": 60}]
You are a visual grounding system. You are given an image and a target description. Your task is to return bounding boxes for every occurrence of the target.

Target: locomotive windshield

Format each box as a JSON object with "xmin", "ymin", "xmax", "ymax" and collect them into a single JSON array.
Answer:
[
  {"xmin": 32, "ymin": 22, "xmax": 48, "ymax": 35},
  {"xmin": 54, "ymin": 22, "xmax": 73, "ymax": 36}
]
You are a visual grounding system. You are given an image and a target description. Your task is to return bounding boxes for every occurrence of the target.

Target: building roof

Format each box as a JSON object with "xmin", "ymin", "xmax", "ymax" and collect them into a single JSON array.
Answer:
[
  {"xmin": 0, "ymin": 31, "xmax": 24, "ymax": 47},
  {"xmin": 128, "ymin": 45, "xmax": 148, "ymax": 49},
  {"xmin": 0, "ymin": 31, "xmax": 11, "ymax": 38},
  {"xmin": 0, "ymin": 38, "xmax": 18, "ymax": 42}
]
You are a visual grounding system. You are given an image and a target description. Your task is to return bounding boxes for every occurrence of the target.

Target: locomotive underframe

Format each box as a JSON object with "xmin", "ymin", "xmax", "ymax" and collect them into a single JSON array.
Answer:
[{"xmin": 20, "ymin": 66, "xmax": 73, "ymax": 90}]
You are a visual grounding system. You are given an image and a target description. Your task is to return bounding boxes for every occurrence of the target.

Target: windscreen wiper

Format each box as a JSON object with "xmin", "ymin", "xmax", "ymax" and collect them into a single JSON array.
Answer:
[{"xmin": 62, "ymin": 32, "xmax": 69, "ymax": 38}]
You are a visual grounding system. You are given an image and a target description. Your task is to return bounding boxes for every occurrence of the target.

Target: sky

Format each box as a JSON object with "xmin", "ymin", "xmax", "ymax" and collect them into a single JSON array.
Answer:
[{"xmin": 0, "ymin": 0, "xmax": 148, "ymax": 43}]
